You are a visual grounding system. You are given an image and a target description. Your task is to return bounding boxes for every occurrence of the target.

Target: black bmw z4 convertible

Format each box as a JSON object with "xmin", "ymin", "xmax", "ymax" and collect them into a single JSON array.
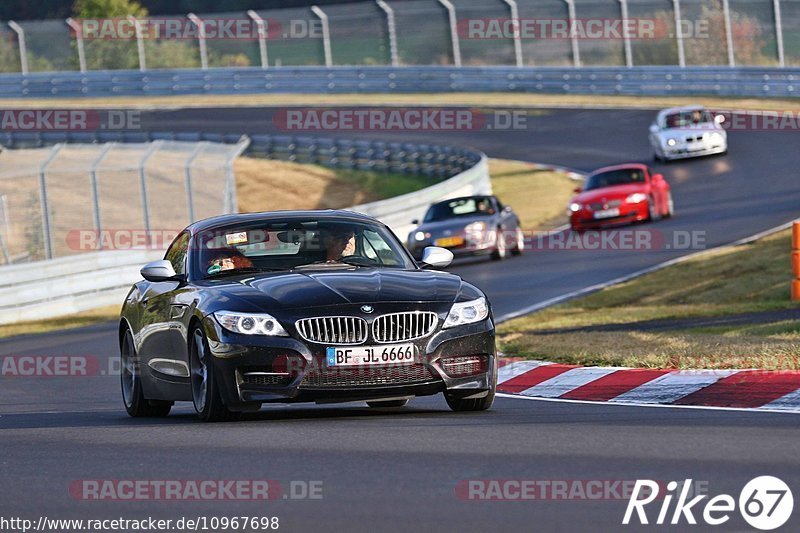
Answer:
[{"xmin": 119, "ymin": 210, "xmax": 497, "ymax": 421}]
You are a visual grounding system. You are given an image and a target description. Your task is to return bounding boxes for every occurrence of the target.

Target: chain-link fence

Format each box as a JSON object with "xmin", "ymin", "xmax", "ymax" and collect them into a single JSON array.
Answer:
[
  {"xmin": 0, "ymin": 0, "xmax": 796, "ymax": 73},
  {"xmin": 0, "ymin": 140, "xmax": 248, "ymax": 264}
]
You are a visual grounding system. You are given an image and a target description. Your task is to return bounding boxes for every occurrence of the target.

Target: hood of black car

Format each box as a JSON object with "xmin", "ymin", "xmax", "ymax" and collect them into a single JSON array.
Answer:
[{"xmin": 209, "ymin": 268, "xmax": 466, "ymax": 309}]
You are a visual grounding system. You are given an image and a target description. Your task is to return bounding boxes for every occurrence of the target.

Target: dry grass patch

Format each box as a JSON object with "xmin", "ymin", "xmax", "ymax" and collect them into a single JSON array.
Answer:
[
  {"xmin": 498, "ymin": 229, "xmax": 800, "ymax": 369},
  {"xmin": 3, "ymin": 93, "xmax": 797, "ymax": 113},
  {"xmin": 488, "ymin": 159, "xmax": 576, "ymax": 230}
]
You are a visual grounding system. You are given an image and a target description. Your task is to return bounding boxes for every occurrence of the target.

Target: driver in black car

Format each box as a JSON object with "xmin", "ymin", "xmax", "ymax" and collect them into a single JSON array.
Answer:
[{"xmin": 322, "ymin": 227, "xmax": 357, "ymax": 262}]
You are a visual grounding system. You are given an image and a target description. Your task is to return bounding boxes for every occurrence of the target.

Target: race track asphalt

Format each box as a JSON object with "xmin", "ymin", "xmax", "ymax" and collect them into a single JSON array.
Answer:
[
  {"xmin": 139, "ymin": 106, "xmax": 800, "ymax": 318},
  {"xmin": 1, "ymin": 106, "xmax": 799, "ymax": 532}
]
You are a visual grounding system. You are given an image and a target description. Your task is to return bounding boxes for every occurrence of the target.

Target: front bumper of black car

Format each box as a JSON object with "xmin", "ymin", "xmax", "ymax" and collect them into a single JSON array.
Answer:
[{"xmin": 202, "ymin": 314, "xmax": 496, "ymax": 410}]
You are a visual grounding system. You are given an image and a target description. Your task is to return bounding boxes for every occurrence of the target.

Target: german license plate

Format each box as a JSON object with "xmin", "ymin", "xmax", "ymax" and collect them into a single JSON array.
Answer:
[
  {"xmin": 326, "ymin": 344, "xmax": 415, "ymax": 367},
  {"xmin": 593, "ymin": 208, "xmax": 620, "ymax": 219},
  {"xmin": 435, "ymin": 236, "xmax": 465, "ymax": 248}
]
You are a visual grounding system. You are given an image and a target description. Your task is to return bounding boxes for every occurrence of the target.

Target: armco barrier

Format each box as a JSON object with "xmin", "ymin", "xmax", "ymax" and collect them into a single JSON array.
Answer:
[
  {"xmin": 0, "ymin": 250, "xmax": 163, "ymax": 324},
  {"xmin": 0, "ymin": 66, "xmax": 799, "ymax": 99},
  {"xmin": 0, "ymin": 133, "xmax": 491, "ymax": 325}
]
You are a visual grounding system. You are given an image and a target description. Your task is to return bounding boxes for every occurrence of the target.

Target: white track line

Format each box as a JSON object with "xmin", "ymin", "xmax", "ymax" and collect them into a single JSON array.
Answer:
[
  {"xmin": 517, "ymin": 366, "xmax": 619, "ymax": 398},
  {"xmin": 497, "ymin": 393, "xmax": 800, "ymax": 414}
]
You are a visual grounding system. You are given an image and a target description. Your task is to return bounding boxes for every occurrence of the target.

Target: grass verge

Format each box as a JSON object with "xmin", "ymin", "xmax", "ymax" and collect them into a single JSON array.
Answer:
[
  {"xmin": 488, "ymin": 159, "xmax": 576, "ymax": 230},
  {"xmin": 2, "ymin": 93, "xmax": 796, "ymax": 112},
  {"xmin": 498, "ymin": 228, "xmax": 800, "ymax": 370},
  {"xmin": 235, "ymin": 157, "xmax": 435, "ymax": 212}
]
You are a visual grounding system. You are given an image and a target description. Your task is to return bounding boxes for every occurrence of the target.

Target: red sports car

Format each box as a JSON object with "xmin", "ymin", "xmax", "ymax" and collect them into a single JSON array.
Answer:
[{"xmin": 568, "ymin": 163, "xmax": 673, "ymax": 231}]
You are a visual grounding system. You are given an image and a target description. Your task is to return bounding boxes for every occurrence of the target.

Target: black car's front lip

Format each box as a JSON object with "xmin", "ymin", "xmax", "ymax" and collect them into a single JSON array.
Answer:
[{"xmin": 202, "ymin": 314, "xmax": 496, "ymax": 408}]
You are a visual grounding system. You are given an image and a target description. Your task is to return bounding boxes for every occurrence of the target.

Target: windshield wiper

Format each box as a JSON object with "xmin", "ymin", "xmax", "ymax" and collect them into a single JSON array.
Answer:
[{"xmin": 206, "ymin": 267, "xmax": 284, "ymax": 278}]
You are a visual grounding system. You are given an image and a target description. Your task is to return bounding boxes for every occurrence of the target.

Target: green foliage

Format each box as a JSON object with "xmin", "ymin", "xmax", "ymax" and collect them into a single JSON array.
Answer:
[{"xmin": 73, "ymin": 0, "xmax": 148, "ymax": 18}]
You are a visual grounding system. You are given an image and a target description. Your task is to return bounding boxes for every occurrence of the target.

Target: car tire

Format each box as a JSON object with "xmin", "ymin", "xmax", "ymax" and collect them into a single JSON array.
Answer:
[
  {"xmin": 491, "ymin": 227, "xmax": 507, "ymax": 261},
  {"xmin": 511, "ymin": 226, "xmax": 524, "ymax": 256},
  {"xmin": 445, "ymin": 388, "xmax": 495, "ymax": 412},
  {"xmin": 664, "ymin": 192, "xmax": 675, "ymax": 218},
  {"xmin": 120, "ymin": 329, "xmax": 172, "ymax": 418},
  {"xmin": 366, "ymin": 399, "xmax": 409, "ymax": 408},
  {"xmin": 190, "ymin": 326, "xmax": 240, "ymax": 423}
]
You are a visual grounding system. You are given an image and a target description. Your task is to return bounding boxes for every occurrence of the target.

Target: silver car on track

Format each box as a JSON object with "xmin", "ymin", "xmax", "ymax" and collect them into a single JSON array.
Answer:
[{"xmin": 649, "ymin": 105, "xmax": 727, "ymax": 162}]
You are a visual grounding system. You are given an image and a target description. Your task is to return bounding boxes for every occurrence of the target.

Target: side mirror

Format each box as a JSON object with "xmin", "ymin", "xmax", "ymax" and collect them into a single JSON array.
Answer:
[
  {"xmin": 420, "ymin": 246, "xmax": 453, "ymax": 269},
  {"xmin": 652, "ymin": 173, "xmax": 664, "ymax": 181},
  {"xmin": 503, "ymin": 205, "xmax": 513, "ymax": 213},
  {"xmin": 411, "ymin": 219, "xmax": 419, "ymax": 225},
  {"xmin": 649, "ymin": 124, "xmax": 659, "ymax": 134},
  {"xmin": 714, "ymin": 114, "xmax": 725, "ymax": 125},
  {"xmin": 141, "ymin": 259, "xmax": 178, "ymax": 282}
]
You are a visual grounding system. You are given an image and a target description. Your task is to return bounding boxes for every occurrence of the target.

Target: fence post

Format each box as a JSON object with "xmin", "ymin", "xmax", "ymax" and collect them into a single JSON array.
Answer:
[
  {"xmin": 187, "ymin": 13, "xmax": 209, "ymax": 70},
  {"xmin": 247, "ymin": 10, "xmax": 269, "ymax": 68},
  {"xmin": 223, "ymin": 136, "xmax": 251, "ymax": 214},
  {"xmin": 618, "ymin": 0, "xmax": 633, "ymax": 67},
  {"xmin": 184, "ymin": 142, "xmax": 209, "ymax": 222},
  {"xmin": 437, "ymin": 0, "xmax": 461, "ymax": 67},
  {"xmin": 792, "ymin": 221, "xmax": 800, "ymax": 300},
  {"xmin": 672, "ymin": 0, "xmax": 686, "ymax": 67},
  {"xmin": 721, "ymin": 0, "xmax": 735, "ymax": 66},
  {"xmin": 128, "ymin": 16, "xmax": 147, "ymax": 71},
  {"xmin": 0, "ymin": 195, "xmax": 10, "ymax": 264},
  {"xmin": 65, "ymin": 18, "xmax": 88, "ymax": 72},
  {"xmin": 89, "ymin": 143, "xmax": 114, "ymax": 249},
  {"xmin": 503, "ymin": 0, "xmax": 523, "ymax": 67},
  {"xmin": 138, "ymin": 141, "xmax": 163, "ymax": 245},
  {"xmin": 310, "ymin": 6, "xmax": 333, "ymax": 67},
  {"xmin": 39, "ymin": 144, "xmax": 64, "ymax": 260},
  {"xmin": 7, "ymin": 21, "xmax": 29, "ymax": 75},
  {"xmin": 774, "ymin": 0, "xmax": 785, "ymax": 67},
  {"xmin": 376, "ymin": 0, "xmax": 399, "ymax": 67},
  {"xmin": 563, "ymin": 0, "xmax": 581, "ymax": 68}
]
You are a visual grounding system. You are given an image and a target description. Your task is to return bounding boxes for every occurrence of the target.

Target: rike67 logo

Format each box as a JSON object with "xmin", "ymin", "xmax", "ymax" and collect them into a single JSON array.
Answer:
[{"xmin": 623, "ymin": 476, "xmax": 793, "ymax": 530}]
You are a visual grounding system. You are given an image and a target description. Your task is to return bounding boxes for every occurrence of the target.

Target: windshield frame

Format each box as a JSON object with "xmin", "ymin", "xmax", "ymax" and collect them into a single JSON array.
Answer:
[
  {"xmin": 423, "ymin": 196, "xmax": 496, "ymax": 222},
  {"xmin": 583, "ymin": 168, "xmax": 647, "ymax": 191},
  {"xmin": 187, "ymin": 217, "xmax": 418, "ymax": 281}
]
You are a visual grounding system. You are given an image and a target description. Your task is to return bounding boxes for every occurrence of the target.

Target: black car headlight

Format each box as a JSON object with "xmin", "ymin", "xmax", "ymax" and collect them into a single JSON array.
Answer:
[
  {"xmin": 443, "ymin": 297, "xmax": 489, "ymax": 329},
  {"xmin": 213, "ymin": 310, "xmax": 289, "ymax": 336}
]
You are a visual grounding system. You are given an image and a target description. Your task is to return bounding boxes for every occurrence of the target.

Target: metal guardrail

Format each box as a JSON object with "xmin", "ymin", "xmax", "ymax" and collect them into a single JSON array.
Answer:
[
  {"xmin": 0, "ymin": 130, "xmax": 481, "ymax": 181},
  {"xmin": 0, "ymin": 249, "xmax": 162, "ymax": 324},
  {"xmin": 0, "ymin": 66, "xmax": 799, "ymax": 99},
  {"xmin": 0, "ymin": 131, "xmax": 490, "ymax": 324}
]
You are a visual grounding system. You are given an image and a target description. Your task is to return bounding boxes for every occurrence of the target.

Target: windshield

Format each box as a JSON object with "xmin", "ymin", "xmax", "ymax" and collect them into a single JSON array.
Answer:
[
  {"xmin": 423, "ymin": 197, "xmax": 495, "ymax": 222},
  {"xmin": 190, "ymin": 219, "xmax": 415, "ymax": 280},
  {"xmin": 664, "ymin": 109, "xmax": 714, "ymax": 129},
  {"xmin": 584, "ymin": 169, "xmax": 646, "ymax": 191}
]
